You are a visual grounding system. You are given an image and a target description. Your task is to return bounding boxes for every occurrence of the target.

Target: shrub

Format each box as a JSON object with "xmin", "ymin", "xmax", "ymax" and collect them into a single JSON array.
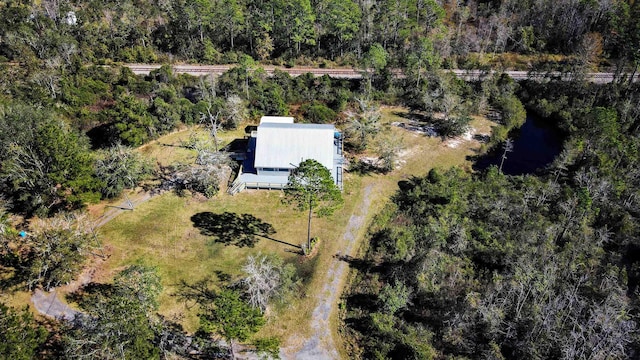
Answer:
[
  {"xmin": 95, "ymin": 144, "xmax": 152, "ymax": 199},
  {"xmin": 300, "ymin": 102, "xmax": 337, "ymax": 123},
  {"xmin": 253, "ymin": 337, "xmax": 281, "ymax": 358},
  {"xmin": 496, "ymin": 95, "xmax": 526, "ymax": 129}
]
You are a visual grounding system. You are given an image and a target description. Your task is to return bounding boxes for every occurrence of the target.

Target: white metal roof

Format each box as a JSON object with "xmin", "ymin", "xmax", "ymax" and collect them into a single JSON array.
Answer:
[
  {"xmin": 254, "ymin": 123, "xmax": 336, "ymax": 171},
  {"xmin": 260, "ymin": 116, "xmax": 294, "ymax": 124}
]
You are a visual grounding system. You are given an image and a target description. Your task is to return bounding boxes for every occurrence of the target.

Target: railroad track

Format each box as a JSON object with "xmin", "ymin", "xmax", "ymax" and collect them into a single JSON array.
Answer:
[
  {"xmin": 127, "ymin": 63, "xmax": 366, "ymax": 78},
  {"xmin": 449, "ymin": 69, "xmax": 637, "ymax": 83},
  {"xmin": 125, "ymin": 63, "xmax": 638, "ymax": 83}
]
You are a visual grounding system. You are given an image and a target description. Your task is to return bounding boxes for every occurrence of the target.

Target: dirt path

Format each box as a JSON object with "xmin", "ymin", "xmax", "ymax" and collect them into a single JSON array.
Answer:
[
  {"xmin": 32, "ymin": 289, "xmax": 80, "ymax": 321},
  {"xmin": 93, "ymin": 190, "xmax": 155, "ymax": 228},
  {"xmin": 288, "ymin": 184, "xmax": 374, "ymax": 360},
  {"xmin": 30, "ymin": 190, "xmax": 156, "ymax": 320}
]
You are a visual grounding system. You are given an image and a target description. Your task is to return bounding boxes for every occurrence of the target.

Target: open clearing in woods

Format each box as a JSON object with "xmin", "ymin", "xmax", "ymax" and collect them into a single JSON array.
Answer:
[{"xmin": 24, "ymin": 108, "xmax": 494, "ymax": 357}]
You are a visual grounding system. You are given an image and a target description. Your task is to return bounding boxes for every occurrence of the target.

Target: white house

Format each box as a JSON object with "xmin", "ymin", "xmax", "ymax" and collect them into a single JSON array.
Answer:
[{"xmin": 229, "ymin": 116, "xmax": 343, "ymax": 193}]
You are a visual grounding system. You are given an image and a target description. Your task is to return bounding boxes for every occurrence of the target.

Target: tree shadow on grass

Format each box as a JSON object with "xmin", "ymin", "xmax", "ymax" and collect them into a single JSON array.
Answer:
[
  {"xmin": 347, "ymin": 159, "xmax": 387, "ymax": 176},
  {"xmin": 174, "ymin": 276, "xmax": 219, "ymax": 309},
  {"xmin": 191, "ymin": 212, "xmax": 300, "ymax": 249},
  {"xmin": 0, "ymin": 266, "xmax": 27, "ymax": 292},
  {"xmin": 392, "ymin": 111, "xmax": 431, "ymax": 123}
]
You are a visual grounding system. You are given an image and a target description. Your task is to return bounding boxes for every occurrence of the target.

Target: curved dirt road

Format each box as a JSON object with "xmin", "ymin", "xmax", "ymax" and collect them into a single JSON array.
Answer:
[{"xmin": 32, "ymin": 289, "xmax": 80, "ymax": 321}]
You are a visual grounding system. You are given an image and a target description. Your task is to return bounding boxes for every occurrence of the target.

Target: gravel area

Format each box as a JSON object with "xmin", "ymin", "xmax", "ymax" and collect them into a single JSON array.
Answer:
[
  {"xmin": 291, "ymin": 184, "xmax": 374, "ymax": 360},
  {"xmin": 32, "ymin": 289, "xmax": 79, "ymax": 321}
]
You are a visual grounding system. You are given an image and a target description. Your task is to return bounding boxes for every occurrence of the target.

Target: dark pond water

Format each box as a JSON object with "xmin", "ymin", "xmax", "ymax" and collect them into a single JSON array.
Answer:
[{"xmin": 474, "ymin": 114, "xmax": 564, "ymax": 175}]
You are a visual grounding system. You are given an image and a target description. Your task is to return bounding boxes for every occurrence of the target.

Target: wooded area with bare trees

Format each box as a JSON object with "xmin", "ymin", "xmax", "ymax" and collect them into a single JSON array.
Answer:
[{"xmin": 1, "ymin": 0, "xmax": 639, "ymax": 72}]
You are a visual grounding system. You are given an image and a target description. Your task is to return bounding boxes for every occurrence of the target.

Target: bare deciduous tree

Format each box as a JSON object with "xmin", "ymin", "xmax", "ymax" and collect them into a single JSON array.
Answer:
[
  {"xmin": 200, "ymin": 106, "xmax": 222, "ymax": 152},
  {"xmin": 31, "ymin": 59, "xmax": 62, "ymax": 99},
  {"xmin": 198, "ymin": 76, "xmax": 223, "ymax": 151},
  {"xmin": 372, "ymin": 131, "xmax": 404, "ymax": 173},
  {"xmin": 95, "ymin": 144, "xmax": 151, "ymax": 199},
  {"xmin": 345, "ymin": 98, "xmax": 381, "ymax": 151},
  {"xmin": 499, "ymin": 138, "xmax": 514, "ymax": 173},
  {"xmin": 222, "ymin": 94, "xmax": 247, "ymax": 129},
  {"xmin": 59, "ymin": 42, "xmax": 77, "ymax": 65},
  {"xmin": 242, "ymin": 254, "xmax": 281, "ymax": 311}
]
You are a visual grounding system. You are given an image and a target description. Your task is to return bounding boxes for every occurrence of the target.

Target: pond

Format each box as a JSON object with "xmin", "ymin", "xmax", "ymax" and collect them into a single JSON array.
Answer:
[{"xmin": 474, "ymin": 114, "xmax": 564, "ymax": 175}]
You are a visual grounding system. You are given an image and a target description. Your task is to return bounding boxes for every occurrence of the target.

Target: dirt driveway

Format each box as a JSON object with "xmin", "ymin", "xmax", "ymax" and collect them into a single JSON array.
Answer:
[{"xmin": 284, "ymin": 185, "xmax": 374, "ymax": 360}]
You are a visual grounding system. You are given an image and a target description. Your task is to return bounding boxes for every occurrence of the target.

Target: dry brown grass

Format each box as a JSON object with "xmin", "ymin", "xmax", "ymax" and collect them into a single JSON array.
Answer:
[
  {"xmin": 92, "ymin": 175, "xmax": 364, "ymax": 334},
  {"xmin": 0, "ymin": 284, "xmax": 34, "ymax": 312}
]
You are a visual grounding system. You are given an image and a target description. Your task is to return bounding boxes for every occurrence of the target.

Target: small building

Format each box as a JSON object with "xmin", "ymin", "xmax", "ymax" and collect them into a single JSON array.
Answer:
[{"xmin": 229, "ymin": 116, "xmax": 343, "ymax": 194}]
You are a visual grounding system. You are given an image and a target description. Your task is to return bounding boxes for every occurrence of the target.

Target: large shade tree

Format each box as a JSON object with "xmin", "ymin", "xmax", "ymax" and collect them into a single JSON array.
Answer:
[
  {"xmin": 64, "ymin": 265, "xmax": 162, "ymax": 359},
  {"xmin": 284, "ymin": 159, "xmax": 342, "ymax": 253},
  {"xmin": 0, "ymin": 104, "xmax": 98, "ymax": 215},
  {"xmin": 23, "ymin": 214, "xmax": 97, "ymax": 290}
]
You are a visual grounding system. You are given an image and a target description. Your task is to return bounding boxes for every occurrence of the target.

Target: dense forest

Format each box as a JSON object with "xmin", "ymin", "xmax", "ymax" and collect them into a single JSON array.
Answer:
[
  {"xmin": 0, "ymin": 0, "xmax": 639, "ymax": 70},
  {"xmin": 0, "ymin": 0, "xmax": 639, "ymax": 359},
  {"xmin": 341, "ymin": 79, "xmax": 640, "ymax": 358}
]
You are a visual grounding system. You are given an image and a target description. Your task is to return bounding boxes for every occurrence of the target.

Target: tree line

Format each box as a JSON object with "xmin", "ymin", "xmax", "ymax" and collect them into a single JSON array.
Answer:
[
  {"xmin": 1, "ymin": 0, "xmax": 639, "ymax": 71},
  {"xmin": 0, "ymin": 57, "xmax": 528, "ymax": 216}
]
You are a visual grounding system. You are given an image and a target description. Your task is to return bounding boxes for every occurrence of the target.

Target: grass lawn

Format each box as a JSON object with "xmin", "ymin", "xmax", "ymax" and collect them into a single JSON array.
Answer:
[
  {"xmin": 91, "ymin": 120, "xmax": 365, "ymax": 337},
  {"xmin": 80, "ymin": 108, "xmax": 497, "ymax": 349},
  {"xmin": 95, "ymin": 189, "xmax": 343, "ymax": 333}
]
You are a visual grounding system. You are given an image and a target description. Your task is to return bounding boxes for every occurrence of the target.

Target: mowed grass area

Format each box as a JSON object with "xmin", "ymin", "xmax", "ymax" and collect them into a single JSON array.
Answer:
[
  {"xmin": 94, "ymin": 188, "xmax": 358, "ymax": 334},
  {"xmin": 87, "ymin": 108, "xmax": 496, "ymax": 348}
]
